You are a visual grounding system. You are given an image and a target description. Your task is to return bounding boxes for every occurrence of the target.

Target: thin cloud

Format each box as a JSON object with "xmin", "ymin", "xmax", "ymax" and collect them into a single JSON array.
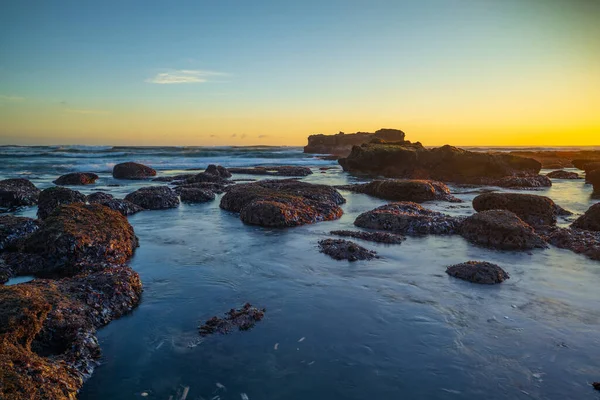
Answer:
[
  {"xmin": 230, "ymin": 134, "xmax": 237, "ymax": 138},
  {"xmin": 241, "ymin": 133, "xmax": 247, "ymax": 139},
  {"xmin": 65, "ymin": 108, "xmax": 110, "ymax": 115},
  {"xmin": 258, "ymin": 135, "xmax": 269, "ymax": 138},
  {"xmin": 146, "ymin": 69, "xmax": 228, "ymax": 84},
  {"xmin": 0, "ymin": 95, "xmax": 25, "ymax": 102}
]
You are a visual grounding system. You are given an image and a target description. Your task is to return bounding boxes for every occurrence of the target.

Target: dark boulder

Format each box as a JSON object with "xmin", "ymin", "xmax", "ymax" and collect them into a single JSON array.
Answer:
[
  {"xmin": 199, "ymin": 303, "xmax": 265, "ymax": 336},
  {"xmin": 354, "ymin": 202, "xmax": 460, "ymax": 235},
  {"xmin": 587, "ymin": 169, "xmax": 600, "ymax": 195},
  {"xmin": 546, "ymin": 170, "xmax": 580, "ymax": 179},
  {"xmin": 86, "ymin": 192, "xmax": 113, "ymax": 202},
  {"xmin": 472, "ymin": 193, "xmax": 564, "ymax": 226},
  {"xmin": 337, "ymin": 179, "xmax": 460, "ymax": 203},
  {"xmin": 571, "ymin": 203, "xmax": 600, "ymax": 232},
  {"xmin": 0, "ymin": 216, "xmax": 40, "ymax": 252},
  {"xmin": 112, "ymin": 162, "xmax": 156, "ymax": 180},
  {"xmin": 180, "ymin": 188, "xmax": 215, "ymax": 203},
  {"xmin": 174, "ymin": 181, "xmax": 227, "ymax": 194},
  {"xmin": 583, "ymin": 162, "xmax": 600, "ymax": 174},
  {"xmin": 446, "ymin": 261, "xmax": 509, "ymax": 284},
  {"xmin": 539, "ymin": 226, "xmax": 600, "ymax": 261},
  {"xmin": 227, "ymin": 166, "xmax": 313, "ymax": 177},
  {"xmin": 205, "ymin": 164, "xmax": 232, "ymax": 178},
  {"xmin": 37, "ymin": 186, "xmax": 87, "ymax": 219},
  {"xmin": 318, "ymin": 238, "xmax": 378, "ymax": 261},
  {"xmin": 53, "ymin": 172, "xmax": 98, "ymax": 186},
  {"xmin": 330, "ymin": 230, "xmax": 405, "ymax": 244},
  {"xmin": 0, "ymin": 179, "xmax": 40, "ymax": 209},
  {"xmin": 494, "ymin": 175, "xmax": 552, "ymax": 188},
  {"xmin": 87, "ymin": 193, "xmax": 144, "ymax": 216},
  {"xmin": 459, "ymin": 210, "xmax": 547, "ymax": 250},
  {"xmin": 220, "ymin": 180, "xmax": 345, "ymax": 228},
  {"xmin": 124, "ymin": 186, "xmax": 180, "ymax": 210}
]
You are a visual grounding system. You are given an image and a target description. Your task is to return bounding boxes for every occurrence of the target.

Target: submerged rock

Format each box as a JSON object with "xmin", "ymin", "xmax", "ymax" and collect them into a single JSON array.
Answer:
[
  {"xmin": 539, "ymin": 226, "xmax": 600, "ymax": 261},
  {"xmin": 354, "ymin": 202, "xmax": 460, "ymax": 235},
  {"xmin": 318, "ymin": 239, "xmax": 378, "ymax": 261},
  {"xmin": 0, "ymin": 178, "xmax": 40, "ymax": 209},
  {"xmin": 0, "ymin": 215, "xmax": 40, "ymax": 252},
  {"xmin": 446, "ymin": 261, "xmax": 509, "ymax": 284},
  {"xmin": 571, "ymin": 203, "xmax": 600, "ymax": 232},
  {"xmin": 199, "ymin": 303, "xmax": 266, "ymax": 336},
  {"xmin": 459, "ymin": 210, "xmax": 547, "ymax": 250},
  {"xmin": 330, "ymin": 230, "xmax": 405, "ymax": 244},
  {"xmin": 337, "ymin": 179, "xmax": 460, "ymax": 203},
  {"xmin": 227, "ymin": 166, "xmax": 313, "ymax": 177},
  {"xmin": 37, "ymin": 186, "xmax": 87, "ymax": 219},
  {"xmin": 472, "ymin": 193, "xmax": 565, "ymax": 227},
  {"xmin": 0, "ymin": 266, "xmax": 142, "ymax": 400},
  {"xmin": 53, "ymin": 172, "xmax": 99, "ymax": 185},
  {"xmin": 112, "ymin": 162, "xmax": 156, "ymax": 180},
  {"xmin": 180, "ymin": 188, "xmax": 215, "ymax": 203},
  {"xmin": 220, "ymin": 180, "xmax": 345, "ymax": 228},
  {"xmin": 546, "ymin": 170, "xmax": 580, "ymax": 179},
  {"xmin": 125, "ymin": 186, "xmax": 180, "ymax": 210}
]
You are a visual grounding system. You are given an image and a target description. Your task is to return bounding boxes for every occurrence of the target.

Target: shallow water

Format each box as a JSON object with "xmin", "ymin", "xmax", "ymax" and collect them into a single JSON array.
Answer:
[{"xmin": 1, "ymin": 147, "xmax": 599, "ymax": 399}]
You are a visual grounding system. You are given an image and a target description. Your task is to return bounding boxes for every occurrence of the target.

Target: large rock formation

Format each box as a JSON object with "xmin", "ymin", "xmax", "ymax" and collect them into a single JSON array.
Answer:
[
  {"xmin": 571, "ymin": 203, "xmax": 600, "ymax": 232},
  {"xmin": 337, "ymin": 179, "xmax": 460, "ymax": 203},
  {"xmin": 304, "ymin": 128, "xmax": 408, "ymax": 156},
  {"xmin": 0, "ymin": 178, "xmax": 40, "ymax": 210},
  {"xmin": 112, "ymin": 162, "xmax": 156, "ymax": 180},
  {"xmin": 220, "ymin": 180, "xmax": 345, "ymax": 227},
  {"xmin": 472, "ymin": 193, "xmax": 567, "ymax": 227},
  {"xmin": 37, "ymin": 186, "xmax": 87, "ymax": 219},
  {"xmin": 339, "ymin": 144, "xmax": 545, "ymax": 187},
  {"xmin": 53, "ymin": 172, "xmax": 98, "ymax": 186}
]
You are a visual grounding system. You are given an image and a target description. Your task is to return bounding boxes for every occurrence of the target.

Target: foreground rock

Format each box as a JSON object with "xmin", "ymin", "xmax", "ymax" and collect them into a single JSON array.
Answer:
[
  {"xmin": 199, "ymin": 303, "xmax": 265, "ymax": 336},
  {"xmin": 330, "ymin": 230, "xmax": 405, "ymax": 244},
  {"xmin": 227, "ymin": 166, "xmax": 313, "ymax": 177},
  {"xmin": 0, "ymin": 178, "xmax": 40, "ymax": 209},
  {"xmin": 588, "ymin": 169, "xmax": 600, "ymax": 195},
  {"xmin": 304, "ymin": 128, "xmax": 408, "ymax": 156},
  {"xmin": 220, "ymin": 180, "xmax": 345, "ymax": 227},
  {"xmin": 318, "ymin": 239, "xmax": 378, "ymax": 261},
  {"xmin": 546, "ymin": 170, "xmax": 580, "ymax": 179},
  {"xmin": 571, "ymin": 203, "xmax": 600, "ymax": 232},
  {"xmin": 472, "ymin": 193, "xmax": 567, "ymax": 227},
  {"xmin": 37, "ymin": 186, "xmax": 87, "ymax": 219},
  {"xmin": 87, "ymin": 192, "xmax": 144, "ymax": 216},
  {"xmin": 125, "ymin": 186, "xmax": 180, "ymax": 210},
  {"xmin": 337, "ymin": 179, "xmax": 460, "ymax": 203},
  {"xmin": 112, "ymin": 162, "xmax": 156, "ymax": 179},
  {"xmin": 53, "ymin": 172, "xmax": 99, "ymax": 185},
  {"xmin": 459, "ymin": 210, "xmax": 547, "ymax": 250},
  {"xmin": 180, "ymin": 187, "xmax": 215, "ymax": 203},
  {"xmin": 339, "ymin": 143, "xmax": 546, "ymax": 187},
  {"xmin": 446, "ymin": 261, "xmax": 510, "ymax": 284},
  {"xmin": 0, "ymin": 266, "xmax": 142, "ymax": 400},
  {"xmin": 354, "ymin": 202, "xmax": 460, "ymax": 235},
  {"xmin": 0, "ymin": 216, "xmax": 39, "ymax": 252},
  {"xmin": 539, "ymin": 226, "xmax": 600, "ymax": 261}
]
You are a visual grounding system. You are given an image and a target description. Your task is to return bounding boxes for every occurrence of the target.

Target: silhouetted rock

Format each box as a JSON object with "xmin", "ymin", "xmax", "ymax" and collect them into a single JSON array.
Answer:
[
  {"xmin": 507, "ymin": 151, "xmax": 600, "ymax": 169},
  {"xmin": 125, "ymin": 186, "xmax": 180, "ymax": 210},
  {"xmin": 572, "ymin": 159, "xmax": 596, "ymax": 170},
  {"xmin": 205, "ymin": 164, "xmax": 232, "ymax": 178},
  {"xmin": 571, "ymin": 203, "xmax": 600, "ymax": 232},
  {"xmin": 339, "ymin": 144, "xmax": 544, "ymax": 187},
  {"xmin": 37, "ymin": 186, "xmax": 87, "ymax": 219},
  {"xmin": 459, "ymin": 210, "xmax": 547, "ymax": 250},
  {"xmin": 227, "ymin": 166, "xmax": 313, "ymax": 177},
  {"xmin": 87, "ymin": 193, "xmax": 144, "ymax": 216},
  {"xmin": 330, "ymin": 230, "xmax": 405, "ymax": 244},
  {"xmin": 539, "ymin": 226, "xmax": 600, "ymax": 261},
  {"xmin": 337, "ymin": 179, "xmax": 460, "ymax": 203},
  {"xmin": 112, "ymin": 162, "xmax": 156, "ymax": 179},
  {"xmin": 0, "ymin": 178, "xmax": 40, "ymax": 209},
  {"xmin": 0, "ymin": 266, "xmax": 142, "ymax": 400},
  {"xmin": 53, "ymin": 172, "xmax": 98, "ymax": 185},
  {"xmin": 446, "ymin": 261, "xmax": 509, "ymax": 284},
  {"xmin": 180, "ymin": 188, "xmax": 215, "ymax": 203},
  {"xmin": 354, "ymin": 202, "xmax": 460, "ymax": 235},
  {"xmin": 472, "ymin": 193, "xmax": 566, "ymax": 226},
  {"xmin": 546, "ymin": 170, "xmax": 580, "ymax": 179},
  {"xmin": 0, "ymin": 215, "xmax": 40, "ymax": 252},
  {"xmin": 304, "ymin": 128, "xmax": 408, "ymax": 156},
  {"xmin": 588, "ymin": 170, "xmax": 600, "ymax": 195},
  {"xmin": 583, "ymin": 162, "xmax": 600, "ymax": 174},
  {"xmin": 318, "ymin": 239, "xmax": 378, "ymax": 261},
  {"xmin": 220, "ymin": 180, "xmax": 345, "ymax": 228},
  {"xmin": 199, "ymin": 303, "xmax": 265, "ymax": 336}
]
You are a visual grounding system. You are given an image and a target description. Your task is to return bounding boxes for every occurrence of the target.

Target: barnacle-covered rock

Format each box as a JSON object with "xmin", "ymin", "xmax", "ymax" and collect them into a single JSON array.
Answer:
[
  {"xmin": 446, "ymin": 261, "xmax": 509, "ymax": 284},
  {"xmin": 0, "ymin": 215, "xmax": 40, "ymax": 252},
  {"xmin": 472, "ymin": 193, "xmax": 566, "ymax": 227},
  {"xmin": 180, "ymin": 188, "xmax": 215, "ymax": 203},
  {"xmin": 337, "ymin": 179, "xmax": 460, "ymax": 203},
  {"xmin": 87, "ymin": 192, "xmax": 144, "ymax": 216},
  {"xmin": 199, "ymin": 303, "xmax": 265, "ymax": 336},
  {"xmin": 53, "ymin": 172, "xmax": 98, "ymax": 185},
  {"xmin": 37, "ymin": 186, "xmax": 87, "ymax": 219},
  {"xmin": 124, "ymin": 186, "xmax": 180, "ymax": 210},
  {"xmin": 330, "ymin": 230, "xmax": 405, "ymax": 244},
  {"xmin": 318, "ymin": 239, "xmax": 378, "ymax": 261},
  {"xmin": 546, "ymin": 170, "xmax": 580, "ymax": 179},
  {"xmin": 0, "ymin": 178, "xmax": 40, "ymax": 209},
  {"xmin": 571, "ymin": 203, "xmax": 600, "ymax": 232}
]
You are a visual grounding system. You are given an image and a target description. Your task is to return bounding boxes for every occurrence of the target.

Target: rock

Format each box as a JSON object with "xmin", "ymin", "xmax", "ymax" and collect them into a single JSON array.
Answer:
[
  {"xmin": 318, "ymin": 238, "xmax": 378, "ymax": 261},
  {"xmin": 37, "ymin": 186, "xmax": 87, "ymax": 219},
  {"xmin": 152, "ymin": 174, "xmax": 195, "ymax": 182},
  {"xmin": 588, "ymin": 170, "xmax": 600, "ymax": 195},
  {"xmin": 227, "ymin": 166, "xmax": 313, "ymax": 177},
  {"xmin": 472, "ymin": 193, "xmax": 564, "ymax": 226},
  {"xmin": 583, "ymin": 162, "xmax": 600, "ymax": 174},
  {"xmin": 339, "ymin": 144, "xmax": 544, "ymax": 187},
  {"xmin": 337, "ymin": 179, "xmax": 461, "ymax": 203},
  {"xmin": 86, "ymin": 192, "xmax": 114, "ymax": 202},
  {"xmin": 546, "ymin": 170, "xmax": 580, "ymax": 179},
  {"xmin": 124, "ymin": 186, "xmax": 180, "ymax": 210},
  {"xmin": 571, "ymin": 203, "xmax": 600, "ymax": 231},
  {"xmin": 174, "ymin": 182, "xmax": 227, "ymax": 194},
  {"xmin": 0, "ymin": 266, "xmax": 142, "ymax": 400},
  {"xmin": 508, "ymin": 151, "xmax": 600, "ymax": 169},
  {"xmin": 494, "ymin": 175, "xmax": 552, "ymax": 188},
  {"xmin": 572, "ymin": 159, "xmax": 596, "ymax": 170},
  {"xmin": 53, "ymin": 172, "xmax": 98, "ymax": 185},
  {"xmin": 112, "ymin": 162, "xmax": 156, "ymax": 180},
  {"xmin": 459, "ymin": 210, "xmax": 547, "ymax": 250},
  {"xmin": 304, "ymin": 128, "xmax": 407, "ymax": 156},
  {"xmin": 220, "ymin": 180, "xmax": 345, "ymax": 228},
  {"xmin": 539, "ymin": 226, "xmax": 600, "ymax": 261},
  {"xmin": 199, "ymin": 303, "xmax": 265, "ymax": 336},
  {"xmin": 87, "ymin": 193, "xmax": 144, "ymax": 216},
  {"xmin": 0, "ymin": 179, "xmax": 40, "ymax": 209},
  {"xmin": 330, "ymin": 230, "xmax": 405, "ymax": 244},
  {"xmin": 0, "ymin": 216, "xmax": 40, "ymax": 252},
  {"xmin": 446, "ymin": 261, "xmax": 509, "ymax": 284},
  {"xmin": 205, "ymin": 164, "xmax": 232, "ymax": 178},
  {"xmin": 180, "ymin": 188, "xmax": 215, "ymax": 203},
  {"xmin": 16, "ymin": 204, "xmax": 138, "ymax": 277},
  {"xmin": 593, "ymin": 382, "xmax": 600, "ymax": 391},
  {"xmin": 354, "ymin": 202, "xmax": 460, "ymax": 235}
]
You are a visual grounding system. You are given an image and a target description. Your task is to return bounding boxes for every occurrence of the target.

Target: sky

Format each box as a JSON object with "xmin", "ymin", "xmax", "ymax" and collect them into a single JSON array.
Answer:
[{"xmin": 0, "ymin": 0, "xmax": 599, "ymax": 146}]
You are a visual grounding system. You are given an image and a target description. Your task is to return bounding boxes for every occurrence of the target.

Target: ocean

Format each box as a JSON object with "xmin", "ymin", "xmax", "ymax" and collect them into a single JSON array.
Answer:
[{"xmin": 1, "ymin": 145, "xmax": 599, "ymax": 399}]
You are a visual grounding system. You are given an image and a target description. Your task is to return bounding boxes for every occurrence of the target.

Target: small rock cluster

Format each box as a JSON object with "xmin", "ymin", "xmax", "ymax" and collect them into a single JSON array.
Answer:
[
  {"xmin": 199, "ymin": 303, "xmax": 266, "ymax": 336},
  {"xmin": 318, "ymin": 238, "xmax": 379, "ymax": 261}
]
